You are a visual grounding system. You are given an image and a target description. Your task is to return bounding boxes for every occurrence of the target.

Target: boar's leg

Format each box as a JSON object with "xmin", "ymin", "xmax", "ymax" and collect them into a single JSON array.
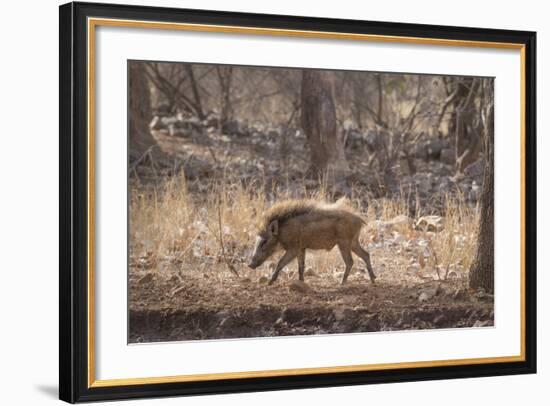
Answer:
[
  {"xmin": 351, "ymin": 242, "xmax": 376, "ymax": 283},
  {"xmin": 268, "ymin": 249, "xmax": 298, "ymax": 285},
  {"xmin": 298, "ymin": 249, "xmax": 306, "ymax": 281},
  {"xmin": 338, "ymin": 243, "xmax": 354, "ymax": 284}
]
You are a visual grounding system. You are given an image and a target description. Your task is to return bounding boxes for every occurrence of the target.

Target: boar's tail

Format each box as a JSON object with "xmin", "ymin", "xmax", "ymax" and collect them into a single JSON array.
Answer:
[
  {"xmin": 334, "ymin": 196, "xmax": 350, "ymax": 207},
  {"xmin": 333, "ymin": 197, "xmax": 368, "ymax": 226}
]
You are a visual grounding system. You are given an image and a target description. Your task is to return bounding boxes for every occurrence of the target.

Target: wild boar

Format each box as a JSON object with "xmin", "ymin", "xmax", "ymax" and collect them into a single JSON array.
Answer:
[{"xmin": 248, "ymin": 198, "xmax": 376, "ymax": 285}]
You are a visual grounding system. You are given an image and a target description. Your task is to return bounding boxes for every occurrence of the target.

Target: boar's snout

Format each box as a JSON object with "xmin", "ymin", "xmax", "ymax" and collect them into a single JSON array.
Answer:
[
  {"xmin": 248, "ymin": 252, "xmax": 265, "ymax": 269},
  {"xmin": 249, "ymin": 223, "xmax": 279, "ymax": 270}
]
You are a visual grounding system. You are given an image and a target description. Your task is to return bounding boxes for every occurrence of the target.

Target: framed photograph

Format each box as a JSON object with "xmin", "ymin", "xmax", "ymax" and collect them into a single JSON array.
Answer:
[{"xmin": 59, "ymin": 1, "xmax": 536, "ymax": 403}]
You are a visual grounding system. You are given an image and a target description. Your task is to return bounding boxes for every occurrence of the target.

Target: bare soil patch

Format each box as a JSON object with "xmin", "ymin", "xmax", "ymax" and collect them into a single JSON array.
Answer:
[{"xmin": 129, "ymin": 249, "xmax": 493, "ymax": 343}]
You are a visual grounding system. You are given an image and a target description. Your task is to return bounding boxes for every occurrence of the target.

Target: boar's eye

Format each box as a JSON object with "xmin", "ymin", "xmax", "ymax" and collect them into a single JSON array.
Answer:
[{"xmin": 255, "ymin": 237, "xmax": 266, "ymax": 248}]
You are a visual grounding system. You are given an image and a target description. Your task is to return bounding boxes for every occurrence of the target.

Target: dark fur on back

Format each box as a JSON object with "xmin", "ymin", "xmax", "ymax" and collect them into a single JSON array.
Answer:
[{"xmin": 258, "ymin": 199, "xmax": 318, "ymax": 232}]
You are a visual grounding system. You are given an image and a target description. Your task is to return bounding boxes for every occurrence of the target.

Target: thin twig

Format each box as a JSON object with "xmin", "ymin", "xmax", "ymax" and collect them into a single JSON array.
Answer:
[
  {"xmin": 414, "ymin": 279, "xmax": 452, "ymax": 288},
  {"xmin": 129, "ymin": 145, "xmax": 155, "ymax": 172},
  {"xmin": 427, "ymin": 238, "xmax": 441, "ymax": 280},
  {"xmin": 216, "ymin": 197, "xmax": 240, "ymax": 277}
]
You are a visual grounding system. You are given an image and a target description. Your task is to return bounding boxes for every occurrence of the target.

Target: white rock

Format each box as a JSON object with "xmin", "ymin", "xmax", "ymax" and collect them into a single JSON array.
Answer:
[
  {"xmin": 415, "ymin": 215, "xmax": 444, "ymax": 232},
  {"xmin": 418, "ymin": 292, "xmax": 430, "ymax": 303}
]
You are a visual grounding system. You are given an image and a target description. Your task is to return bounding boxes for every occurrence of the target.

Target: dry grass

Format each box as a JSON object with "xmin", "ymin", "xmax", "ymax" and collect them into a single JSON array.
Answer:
[
  {"xmin": 428, "ymin": 194, "xmax": 479, "ymax": 279},
  {"xmin": 129, "ymin": 172, "xmax": 489, "ymax": 342},
  {"xmin": 130, "ymin": 171, "xmax": 479, "ymax": 283}
]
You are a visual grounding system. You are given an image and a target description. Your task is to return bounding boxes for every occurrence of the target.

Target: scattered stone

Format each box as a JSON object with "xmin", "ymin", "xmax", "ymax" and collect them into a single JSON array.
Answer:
[
  {"xmin": 474, "ymin": 288, "xmax": 486, "ymax": 298},
  {"xmin": 138, "ymin": 273, "xmax": 155, "ymax": 285},
  {"xmin": 415, "ymin": 215, "xmax": 443, "ymax": 232},
  {"xmin": 416, "ymin": 177, "xmax": 432, "ymax": 196},
  {"xmin": 153, "ymin": 103, "xmax": 171, "ymax": 116},
  {"xmin": 347, "ymin": 129, "xmax": 368, "ymax": 150},
  {"xmin": 418, "ymin": 292, "xmax": 431, "ymax": 303},
  {"xmin": 304, "ymin": 268, "xmax": 316, "ymax": 277},
  {"xmin": 149, "ymin": 116, "xmax": 164, "ymax": 131},
  {"xmin": 205, "ymin": 116, "xmax": 219, "ymax": 128},
  {"xmin": 289, "ymin": 280, "xmax": 312, "ymax": 293},
  {"xmin": 221, "ymin": 120, "xmax": 240, "ymax": 135},
  {"xmin": 333, "ymin": 308, "xmax": 346, "ymax": 322},
  {"xmin": 470, "ymin": 180, "xmax": 481, "ymax": 202},
  {"xmin": 473, "ymin": 320, "xmax": 491, "ymax": 328},
  {"xmin": 440, "ymin": 148, "xmax": 455, "ymax": 165},
  {"xmin": 267, "ymin": 129, "xmax": 279, "ymax": 138},
  {"xmin": 452, "ymin": 288, "xmax": 467, "ymax": 301},
  {"xmin": 426, "ymin": 138, "xmax": 446, "ymax": 159},
  {"xmin": 474, "ymin": 289, "xmax": 494, "ymax": 302},
  {"xmin": 391, "ymin": 232, "xmax": 406, "ymax": 245}
]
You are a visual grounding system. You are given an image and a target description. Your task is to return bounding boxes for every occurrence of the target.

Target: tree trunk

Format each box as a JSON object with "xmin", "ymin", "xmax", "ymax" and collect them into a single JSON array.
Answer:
[
  {"xmin": 184, "ymin": 65, "xmax": 205, "ymax": 120},
  {"xmin": 376, "ymin": 73, "xmax": 384, "ymax": 124},
  {"xmin": 129, "ymin": 61, "xmax": 157, "ymax": 161},
  {"xmin": 216, "ymin": 66, "xmax": 234, "ymax": 128},
  {"xmin": 300, "ymin": 70, "xmax": 348, "ymax": 179},
  {"xmin": 469, "ymin": 81, "xmax": 494, "ymax": 293},
  {"xmin": 449, "ymin": 77, "xmax": 481, "ymax": 172}
]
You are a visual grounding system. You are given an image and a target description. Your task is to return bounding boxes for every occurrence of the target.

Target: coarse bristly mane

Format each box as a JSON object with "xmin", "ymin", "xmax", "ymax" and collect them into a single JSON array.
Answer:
[{"xmin": 258, "ymin": 199, "xmax": 318, "ymax": 232}]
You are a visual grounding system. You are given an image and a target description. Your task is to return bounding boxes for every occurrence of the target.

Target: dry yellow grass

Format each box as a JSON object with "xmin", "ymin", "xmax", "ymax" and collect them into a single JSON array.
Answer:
[
  {"xmin": 130, "ymin": 171, "xmax": 479, "ymax": 283},
  {"xmin": 428, "ymin": 194, "xmax": 479, "ymax": 279}
]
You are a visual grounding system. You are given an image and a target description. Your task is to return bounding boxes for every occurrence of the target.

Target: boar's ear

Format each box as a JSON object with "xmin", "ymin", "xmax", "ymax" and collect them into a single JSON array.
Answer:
[{"xmin": 268, "ymin": 219, "xmax": 279, "ymax": 236}]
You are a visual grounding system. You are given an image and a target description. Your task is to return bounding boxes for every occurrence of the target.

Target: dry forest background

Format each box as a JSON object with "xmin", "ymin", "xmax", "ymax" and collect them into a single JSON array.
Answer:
[{"xmin": 128, "ymin": 61, "xmax": 495, "ymax": 342}]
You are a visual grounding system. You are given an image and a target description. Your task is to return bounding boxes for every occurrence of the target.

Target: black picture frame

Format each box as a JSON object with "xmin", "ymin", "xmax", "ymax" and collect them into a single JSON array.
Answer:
[{"xmin": 59, "ymin": 1, "xmax": 537, "ymax": 403}]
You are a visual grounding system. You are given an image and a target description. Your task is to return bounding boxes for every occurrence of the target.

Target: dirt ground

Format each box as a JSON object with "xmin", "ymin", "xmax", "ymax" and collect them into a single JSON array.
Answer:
[{"xmin": 129, "ymin": 246, "xmax": 493, "ymax": 343}]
